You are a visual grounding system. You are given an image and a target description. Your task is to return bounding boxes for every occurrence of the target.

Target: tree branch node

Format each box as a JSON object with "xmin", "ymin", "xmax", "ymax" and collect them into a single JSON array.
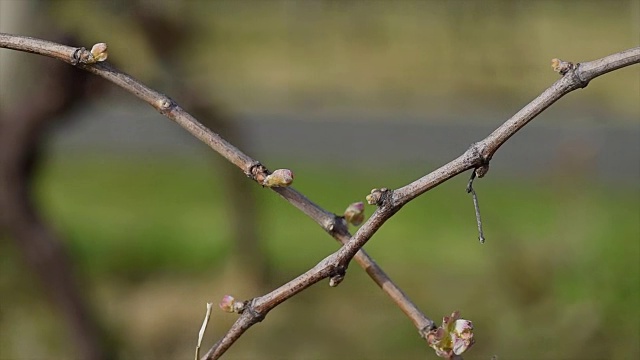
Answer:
[
  {"xmin": 72, "ymin": 44, "xmax": 108, "ymax": 65},
  {"xmin": 156, "ymin": 97, "xmax": 176, "ymax": 114},
  {"xmin": 243, "ymin": 300, "xmax": 266, "ymax": 323},
  {"xmin": 570, "ymin": 63, "xmax": 590, "ymax": 89},
  {"xmin": 71, "ymin": 47, "xmax": 85, "ymax": 65},
  {"xmin": 466, "ymin": 142, "xmax": 491, "ymax": 178},
  {"xmin": 418, "ymin": 323, "xmax": 438, "ymax": 339},
  {"xmin": 329, "ymin": 264, "xmax": 347, "ymax": 287},
  {"xmin": 552, "ymin": 58, "xmax": 590, "ymax": 88},
  {"xmin": 551, "ymin": 58, "xmax": 575, "ymax": 75},
  {"xmin": 248, "ymin": 162, "xmax": 268, "ymax": 183},
  {"xmin": 366, "ymin": 187, "xmax": 391, "ymax": 206},
  {"xmin": 328, "ymin": 214, "xmax": 349, "ymax": 236}
]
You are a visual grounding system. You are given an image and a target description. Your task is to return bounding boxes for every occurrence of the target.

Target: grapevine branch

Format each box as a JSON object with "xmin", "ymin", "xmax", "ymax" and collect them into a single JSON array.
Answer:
[
  {"xmin": 1, "ymin": 34, "xmax": 637, "ymax": 359},
  {"xmin": 204, "ymin": 47, "xmax": 640, "ymax": 359},
  {"xmin": 0, "ymin": 33, "xmax": 433, "ymax": 350}
]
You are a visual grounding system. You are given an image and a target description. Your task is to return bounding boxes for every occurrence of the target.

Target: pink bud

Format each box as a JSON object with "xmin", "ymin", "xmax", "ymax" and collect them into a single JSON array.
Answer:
[
  {"xmin": 219, "ymin": 295, "xmax": 236, "ymax": 313},
  {"xmin": 428, "ymin": 311, "xmax": 475, "ymax": 357},
  {"xmin": 344, "ymin": 201, "xmax": 365, "ymax": 226},
  {"xmin": 452, "ymin": 319, "xmax": 474, "ymax": 355}
]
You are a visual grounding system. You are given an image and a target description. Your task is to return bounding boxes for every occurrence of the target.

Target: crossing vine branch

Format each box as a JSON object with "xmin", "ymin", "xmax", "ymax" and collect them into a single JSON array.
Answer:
[{"xmin": 1, "ymin": 33, "xmax": 637, "ymax": 359}]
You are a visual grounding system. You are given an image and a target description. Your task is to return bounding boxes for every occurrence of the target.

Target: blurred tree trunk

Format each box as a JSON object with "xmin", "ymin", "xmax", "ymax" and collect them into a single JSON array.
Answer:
[
  {"xmin": 0, "ymin": 49, "xmax": 113, "ymax": 360},
  {"xmin": 133, "ymin": 6, "xmax": 271, "ymax": 291},
  {"xmin": 187, "ymin": 99, "xmax": 271, "ymax": 291},
  {"xmin": 1, "ymin": 3, "xmax": 112, "ymax": 359},
  {"xmin": 0, "ymin": 10, "xmax": 269, "ymax": 360}
]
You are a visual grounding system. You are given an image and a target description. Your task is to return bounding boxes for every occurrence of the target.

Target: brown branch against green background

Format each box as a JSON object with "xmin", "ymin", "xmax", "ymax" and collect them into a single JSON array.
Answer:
[
  {"xmin": 0, "ymin": 32, "xmax": 434, "ymax": 354},
  {"xmin": 1, "ymin": 33, "xmax": 637, "ymax": 360},
  {"xmin": 202, "ymin": 47, "xmax": 639, "ymax": 360}
]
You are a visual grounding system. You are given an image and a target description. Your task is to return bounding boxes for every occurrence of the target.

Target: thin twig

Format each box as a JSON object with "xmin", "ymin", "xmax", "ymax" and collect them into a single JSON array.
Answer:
[
  {"xmin": 466, "ymin": 171, "xmax": 485, "ymax": 244},
  {"xmin": 2, "ymin": 34, "xmax": 638, "ymax": 359},
  {"xmin": 195, "ymin": 303, "xmax": 213, "ymax": 360}
]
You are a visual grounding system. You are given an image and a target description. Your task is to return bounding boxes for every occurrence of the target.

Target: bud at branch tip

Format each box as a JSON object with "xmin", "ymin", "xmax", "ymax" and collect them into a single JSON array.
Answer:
[
  {"xmin": 551, "ymin": 58, "xmax": 573, "ymax": 75},
  {"xmin": 366, "ymin": 188, "xmax": 387, "ymax": 205}
]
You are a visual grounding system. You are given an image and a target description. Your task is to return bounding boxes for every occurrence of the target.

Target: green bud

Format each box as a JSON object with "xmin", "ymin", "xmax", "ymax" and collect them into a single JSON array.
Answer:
[
  {"xmin": 262, "ymin": 169, "xmax": 294, "ymax": 188},
  {"xmin": 90, "ymin": 43, "xmax": 108, "ymax": 62}
]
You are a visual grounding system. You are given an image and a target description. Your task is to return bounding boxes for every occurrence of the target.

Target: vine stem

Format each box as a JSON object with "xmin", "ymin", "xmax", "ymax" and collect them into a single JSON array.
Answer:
[{"xmin": 1, "ymin": 33, "xmax": 637, "ymax": 359}]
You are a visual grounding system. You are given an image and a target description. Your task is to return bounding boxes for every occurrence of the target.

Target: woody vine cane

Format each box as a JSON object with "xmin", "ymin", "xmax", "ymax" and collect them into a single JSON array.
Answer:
[{"xmin": 1, "ymin": 33, "xmax": 638, "ymax": 359}]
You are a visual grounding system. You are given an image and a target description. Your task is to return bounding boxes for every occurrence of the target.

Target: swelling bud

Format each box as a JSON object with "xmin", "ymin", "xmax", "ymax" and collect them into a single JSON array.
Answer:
[
  {"xmin": 89, "ymin": 43, "xmax": 108, "ymax": 62},
  {"xmin": 344, "ymin": 201, "xmax": 365, "ymax": 226},
  {"xmin": 262, "ymin": 169, "xmax": 294, "ymax": 188}
]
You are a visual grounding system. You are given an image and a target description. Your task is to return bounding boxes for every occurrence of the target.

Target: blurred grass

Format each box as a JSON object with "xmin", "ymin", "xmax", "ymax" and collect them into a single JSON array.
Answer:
[{"xmin": 1, "ymin": 154, "xmax": 637, "ymax": 359}]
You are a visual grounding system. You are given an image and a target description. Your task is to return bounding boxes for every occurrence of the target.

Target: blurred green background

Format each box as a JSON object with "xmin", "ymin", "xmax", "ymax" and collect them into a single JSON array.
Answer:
[{"xmin": 1, "ymin": 1, "xmax": 638, "ymax": 359}]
